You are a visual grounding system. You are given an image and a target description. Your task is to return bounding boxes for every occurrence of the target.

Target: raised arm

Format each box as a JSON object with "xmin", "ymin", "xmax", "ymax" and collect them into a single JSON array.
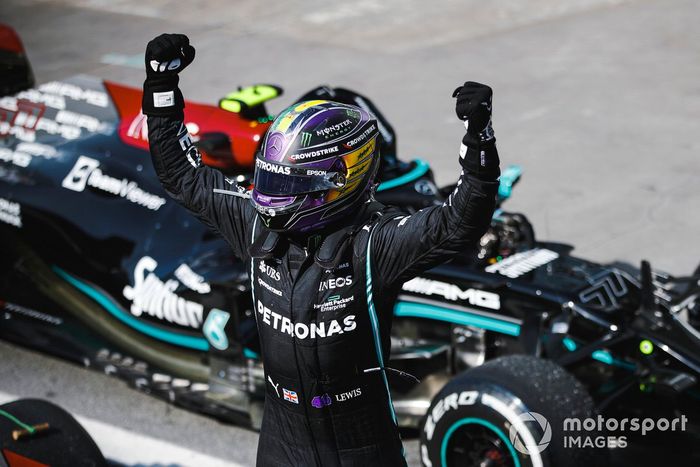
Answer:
[
  {"xmin": 142, "ymin": 34, "xmax": 255, "ymax": 259},
  {"xmin": 370, "ymin": 82, "xmax": 500, "ymax": 287}
]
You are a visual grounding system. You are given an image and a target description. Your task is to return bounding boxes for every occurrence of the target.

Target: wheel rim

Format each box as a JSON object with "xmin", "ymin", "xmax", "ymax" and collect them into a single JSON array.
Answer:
[{"xmin": 440, "ymin": 418, "xmax": 521, "ymax": 467}]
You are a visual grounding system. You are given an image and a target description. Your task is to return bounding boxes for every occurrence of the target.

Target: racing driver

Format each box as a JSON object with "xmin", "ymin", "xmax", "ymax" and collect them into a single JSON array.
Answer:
[{"xmin": 142, "ymin": 33, "xmax": 500, "ymax": 466}]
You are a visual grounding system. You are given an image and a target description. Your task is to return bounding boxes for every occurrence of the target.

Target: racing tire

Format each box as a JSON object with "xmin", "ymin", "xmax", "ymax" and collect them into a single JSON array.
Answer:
[
  {"xmin": 0, "ymin": 398, "xmax": 106, "ymax": 466},
  {"xmin": 419, "ymin": 355, "xmax": 608, "ymax": 467}
]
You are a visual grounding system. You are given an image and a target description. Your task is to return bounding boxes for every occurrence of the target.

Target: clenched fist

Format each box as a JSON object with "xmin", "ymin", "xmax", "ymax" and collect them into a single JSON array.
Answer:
[
  {"xmin": 452, "ymin": 81, "xmax": 499, "ymax": 179},
  {"xmin": 145, "ymin": 33, "xmax": 195, "ymax": 78},
  {"xmin": 142, "ymin": 33, "xmax": 195, "ymax": 117},
  {"xmin": 452, "ymin": 81, "xmax": 493, "ymax": 138}
]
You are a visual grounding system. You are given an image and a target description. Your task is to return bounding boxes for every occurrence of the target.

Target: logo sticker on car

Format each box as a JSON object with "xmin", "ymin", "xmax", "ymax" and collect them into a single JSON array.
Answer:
[
  {"xmin": 485, "ymin": 248, "xmax": 559, "ymax": 278},
  {"xmin": 402, "ymin": 278, "xmax": 501, "ymax": 310},
  {"xmin": 122, "ymin": 256, "xmax": 204, "ymax": 329},
  {"xmin": 202, "ymin": 309, "xmax": 230, "ymax": 350},
  {"xmin": 62, "ymin": 155, "xmax": 167, "ymax": 211}
]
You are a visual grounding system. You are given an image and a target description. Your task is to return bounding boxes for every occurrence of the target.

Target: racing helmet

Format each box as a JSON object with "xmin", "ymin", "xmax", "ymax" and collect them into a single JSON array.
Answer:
[{"xmin": 251, "ymin": 100, "xmax": 380, "ymax": 232}]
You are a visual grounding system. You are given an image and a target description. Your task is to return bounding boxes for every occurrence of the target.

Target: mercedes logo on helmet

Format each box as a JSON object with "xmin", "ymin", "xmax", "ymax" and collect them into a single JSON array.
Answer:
[{"xmin": 266, "ymin": 133, "xmax": 284, "ymax": 157}]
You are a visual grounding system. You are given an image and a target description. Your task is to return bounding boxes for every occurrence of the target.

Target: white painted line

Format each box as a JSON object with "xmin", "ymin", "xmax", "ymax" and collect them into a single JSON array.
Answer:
[
  {"xmin": 100, "ymin": 53, "xmax": 144, "ymax": 69},
  {"xmin": 304, "ymin": 0, "xmax": 385, "ymax": 24},
  {"xmin": 0, "ymin": 391, "xmax": 244, "ymax": 467}
]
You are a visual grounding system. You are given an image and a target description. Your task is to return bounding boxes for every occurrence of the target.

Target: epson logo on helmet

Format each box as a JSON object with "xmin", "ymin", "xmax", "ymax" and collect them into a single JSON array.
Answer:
[
  {"xmin": 289, "ymin": 146, "xmax": 339, "ymax": 161},
  {"xmin": 256, "ymin": 159, "xmax": 291, "ymax": 175}
]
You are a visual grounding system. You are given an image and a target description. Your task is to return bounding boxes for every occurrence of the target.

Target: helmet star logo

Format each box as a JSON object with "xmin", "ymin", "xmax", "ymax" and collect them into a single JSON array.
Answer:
[{"xmin": 267, "ymin": 134, "xmax": 284, "ymax": 157}]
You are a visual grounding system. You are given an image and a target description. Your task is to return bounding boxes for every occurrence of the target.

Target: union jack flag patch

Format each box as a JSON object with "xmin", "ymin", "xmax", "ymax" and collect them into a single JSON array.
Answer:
[{"xmin": 283, "ymin": 388, "xmax": 299, "ymax": 404}]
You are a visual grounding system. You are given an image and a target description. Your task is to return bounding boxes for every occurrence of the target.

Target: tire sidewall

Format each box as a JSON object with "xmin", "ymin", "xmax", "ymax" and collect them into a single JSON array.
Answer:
[{"xmin": 420, "ymin": 380, "xmax": 552, "ymax": 467}]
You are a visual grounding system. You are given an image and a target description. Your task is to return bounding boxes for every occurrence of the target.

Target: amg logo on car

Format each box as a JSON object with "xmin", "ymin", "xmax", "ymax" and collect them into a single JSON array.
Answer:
[
  {"xmin": 401, "ymin": 277, "xmax": 501, "ymax": 310},
  {"xmin": 39, "ymin": 81, "xmax": 109, "ymax": 108},
  {"xmin": 0, "ymin": 197, "xmax": 22, "ymax": 228}
]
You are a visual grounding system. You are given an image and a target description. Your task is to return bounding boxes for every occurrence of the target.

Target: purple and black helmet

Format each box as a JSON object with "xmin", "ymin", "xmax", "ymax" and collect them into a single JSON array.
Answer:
[{"xmin": 251, "ymin": 100, "xmax": 380, "ymax": 232}]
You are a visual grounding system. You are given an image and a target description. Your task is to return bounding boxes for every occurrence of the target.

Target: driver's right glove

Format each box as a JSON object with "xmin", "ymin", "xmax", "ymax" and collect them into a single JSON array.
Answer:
[{"xmin": 142, "ymin": 33, "xmax": 195, "ymax": 118}]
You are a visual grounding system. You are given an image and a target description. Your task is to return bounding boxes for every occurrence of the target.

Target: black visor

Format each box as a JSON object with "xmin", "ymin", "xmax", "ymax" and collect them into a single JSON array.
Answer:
[{"xmin": 253, "ymin": 158, "xmax": 344, "ymax": 196}]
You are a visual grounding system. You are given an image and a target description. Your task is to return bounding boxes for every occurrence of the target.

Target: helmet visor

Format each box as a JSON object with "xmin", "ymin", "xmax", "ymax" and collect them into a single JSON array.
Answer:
[{"xmin": 253, "ymin": 158, "xmax": 344, "ymax": 196}]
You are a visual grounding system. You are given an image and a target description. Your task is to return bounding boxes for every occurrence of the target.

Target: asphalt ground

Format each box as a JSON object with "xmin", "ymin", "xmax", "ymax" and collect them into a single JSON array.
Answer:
[{"xmin": 1, "ymin": 0, "xmax": 699, "ymax": 465}]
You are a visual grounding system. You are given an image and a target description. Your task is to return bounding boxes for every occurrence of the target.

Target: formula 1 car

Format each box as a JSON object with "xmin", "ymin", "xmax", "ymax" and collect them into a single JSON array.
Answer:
[{"xmin": 1, "ymin": 25, "xmax": 698, "ymax": 467}]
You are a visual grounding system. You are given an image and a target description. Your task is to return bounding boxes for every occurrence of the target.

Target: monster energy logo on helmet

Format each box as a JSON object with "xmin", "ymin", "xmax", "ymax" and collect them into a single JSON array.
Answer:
[{"xmin": 300, "ymin": 132, "xmax": 312, "ymax": 147}]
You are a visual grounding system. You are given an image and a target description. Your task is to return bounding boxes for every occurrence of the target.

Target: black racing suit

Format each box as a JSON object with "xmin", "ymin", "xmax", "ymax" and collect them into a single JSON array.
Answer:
[{"xmin": 148, "ymin": 114, "xmax": 499, "ymax": 466}]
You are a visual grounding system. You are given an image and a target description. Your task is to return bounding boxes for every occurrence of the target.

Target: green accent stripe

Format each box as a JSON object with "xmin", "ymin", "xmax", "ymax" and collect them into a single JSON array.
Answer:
[
  {"xmin": 441, "ymin": 418, "xmax": 521, "ymax": 467},
  {"xmin": 561, "ymin": 337, "xmax": 636, "ymax": 370},
  {"xmin": 365, "ymin": 230, "xmax": 400, "ymax": 428},
  {"xmin": 247, "ymin": 217, "xmax": 263, "ymax": 362},
  {"xmin": 377, "ymin": 159, "xmax": 430, "ymax": 192},
  {"xmin": 562, "ymin": 337, "xmax": 578, "ymax": 351},
  {"xmin": 53, "ymin": 266, "xmax": 210, "ymax": 351},
  {"xmin": 0, "ymin": 409, "xmax": 36, "ymax": 434},
  {"xmin": 498, "ymin": 164, "xmax": 522, "ymax": 199},
  {"xmin": 394, "ymin": 301, "xmax": 521, "ymax": 337},
  {"xmin": 250, "ymin": 216, "xmax": 259, "ymax": 322},
  {"xmin": 592, "ymin": 350, "xmax": 613, "ymax": 365},
  {"xmin": 243, "ymin": 348, "xmax": 260, "ymax": 359}
]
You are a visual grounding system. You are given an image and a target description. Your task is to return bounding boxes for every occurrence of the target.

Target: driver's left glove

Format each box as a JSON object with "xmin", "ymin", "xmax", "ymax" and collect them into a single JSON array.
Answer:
[{"xmin": 452, "ymin": 81, "xmax": 499, "ymax": 179}]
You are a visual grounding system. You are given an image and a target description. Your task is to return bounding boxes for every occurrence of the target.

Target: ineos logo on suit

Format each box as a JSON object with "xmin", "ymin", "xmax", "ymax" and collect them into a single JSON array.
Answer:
[{"xmin": 318, "ymin": 275, "xmax": 353, "ymax": 291}]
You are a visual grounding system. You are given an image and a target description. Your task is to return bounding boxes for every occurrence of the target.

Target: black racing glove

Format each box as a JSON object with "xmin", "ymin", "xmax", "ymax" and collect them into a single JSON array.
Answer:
[
  {"xmin": 452, "ymin": 81, "xmax": 499, "ymax": 179},
  {"xmin": 142, "ymin": 33, "xmax": 196, "ymax": 117}
]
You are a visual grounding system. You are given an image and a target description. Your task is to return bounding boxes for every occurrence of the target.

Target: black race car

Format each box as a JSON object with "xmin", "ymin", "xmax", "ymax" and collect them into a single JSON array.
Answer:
[{"xmin": 1, "ymin": 26, "xmax": 698, "ymax": 467}]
